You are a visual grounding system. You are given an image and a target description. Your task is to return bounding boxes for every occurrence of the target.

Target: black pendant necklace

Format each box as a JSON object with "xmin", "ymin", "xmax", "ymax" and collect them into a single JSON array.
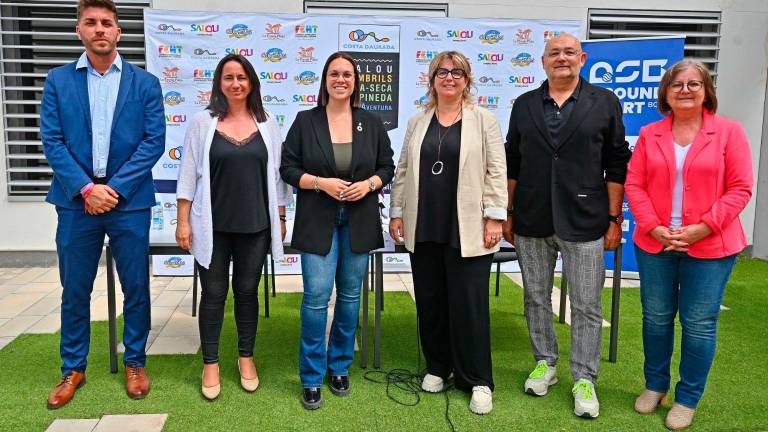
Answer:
[{"xmin": 432, "ymin": 106, "xmax": 462, "ymax": 175}]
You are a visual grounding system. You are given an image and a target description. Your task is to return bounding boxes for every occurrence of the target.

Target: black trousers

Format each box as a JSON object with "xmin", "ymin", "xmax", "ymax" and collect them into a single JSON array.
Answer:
[
  {"xmin": 410, "ymin": 242, "xmax": 495, "ymax": 391},
  {"xmin": 196, "ymin": 230, "xmax": 269, "ymax": 364}
]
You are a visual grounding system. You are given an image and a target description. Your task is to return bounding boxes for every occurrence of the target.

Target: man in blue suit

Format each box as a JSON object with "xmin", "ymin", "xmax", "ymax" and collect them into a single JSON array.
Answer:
[{"xmin": 41, "ymin": 0, "xmax": 165, "ymax": 409}]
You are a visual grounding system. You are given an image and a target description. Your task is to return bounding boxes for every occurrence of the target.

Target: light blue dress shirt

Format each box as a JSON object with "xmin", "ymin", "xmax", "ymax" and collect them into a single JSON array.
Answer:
[{"xmin": 75, "ymin": 52, "xmax": 122, "ymax": 178}]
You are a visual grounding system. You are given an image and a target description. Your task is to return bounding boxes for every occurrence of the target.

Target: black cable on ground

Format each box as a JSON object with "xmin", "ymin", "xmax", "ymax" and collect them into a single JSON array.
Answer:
[{"xmin": 363, "ymin": 318, "xmax": 456, "ymax": 432}]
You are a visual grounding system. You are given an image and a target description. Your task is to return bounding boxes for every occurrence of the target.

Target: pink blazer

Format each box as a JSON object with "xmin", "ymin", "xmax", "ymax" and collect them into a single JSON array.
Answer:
[{"xmin": 625, "ymin": 110, "xmax": 753, "ymax": 258}]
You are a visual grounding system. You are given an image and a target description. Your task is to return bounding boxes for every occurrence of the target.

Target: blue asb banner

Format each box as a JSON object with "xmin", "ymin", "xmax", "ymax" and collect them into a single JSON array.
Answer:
[{"xmin": 582, "ymin": 37, "xmax": 685, "ymax": 272}]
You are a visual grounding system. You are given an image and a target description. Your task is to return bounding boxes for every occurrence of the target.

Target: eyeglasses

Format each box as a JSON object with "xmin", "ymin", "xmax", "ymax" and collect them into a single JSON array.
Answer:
[
  {"xmin": 545, "ymin": 49, "xmax": 580, "ymax": 58},
  {"xmin": 669, "ymin": 80, "xmax": 703, "ymax": 92},
  {"xmin": 434, "ymin": 68, "xmax": 467, "ymax": 79}
]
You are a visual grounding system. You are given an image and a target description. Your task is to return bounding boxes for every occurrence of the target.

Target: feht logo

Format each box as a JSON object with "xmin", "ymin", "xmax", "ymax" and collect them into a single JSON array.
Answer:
[
  {"xmin": 293, "ymin": 94, "xmax": 317, "ymax": 106},
  {"xmin": 193, "ymin": 69, "xmax": 214, "ymax": 82},
  {"xmin": 480, "ymin": 30, "xmax": 503, "ymax": 44},
  {"xmin": 225, "ymin": 48, "xmax": 253, "ymax": 57},
  {"xmin": 415, "ymin": 50, "xmax": 438, "ymax": 64},
  {"xmin": 295, "ymin": 24, "xmax": 318, "ymax": 38},
  {"xmin": 190, "ymin": 23, "xmax": 219, "ymax": 35},
  {"xmin": 510, "ymin": 52, "xmax": 535, "ymax": 67},
  {"xmin": 155, "ymin": 24, "xmax": 183, "ymax": 35},
  {"xmin": 588, "ymin": 59, "xmax": 667, "ymax": 84},
  {"xmin": 192, "ymin": 48, "xmax": 218, "ymax": 59},
  {"xmin": 514, "ymin": 28, "xmax": 534, "ymax": 44},
  {"xmin": 195, "ymin": 90, "xmax": 211, "ymax": 106},
  {"xmin": 296, "ymin": 47, "xmax": 317, "ymax": 63},
  {"xmin": 477, "ymin": 53, "xmax": 504, "ymax": 64},
  {"xmin": 161, "ymin": 67, "xmax": 182, "ymax": 84},
  {"xmin": 477, "ymin": 96, "xmax": 500, "ymax": 109},
  {"xmin": 349, "ymin": 29, "xmax": 390, "ymax": 42},
  {"xmin": 543, "ymin": 30, "xmax": 561, "ymax": 40},
  {"xmin": 508, "ymin": 75, "xmax": 536, "ymax": 87},
  {"xmin": 226, "ymin": 24, "xmax": 252, "ymax": 39},
  {"xmin": 168, "ymin": 146, "xmax": 183, "ymax": 160},
  {"xmin": 163, "ymin": 91, "xmax": 184, "ymax": 105},
  {"xmin": 263, "ymin": 23, "xmax": 285, "ymax": 40},
  {"xmin": 294, "ymin": 71, "xmax": 319, "ymax": 85},
  {"xmin": 261, "ymin": 48, "xmax": 287, "ymax": 62},
  {"xmin": 165, "ymin": 114, "xmax": 187, "ymax": 125},
  {"xmin": 260, "ymin": 71, "xmax": 288, "ymax": 83},
  {"xmin": 415, "ymin": 29, "xmax": 441, "ymax": 41},
  {"xmin": 447, "ymin": 30, "xmax": 473, "ymax": 41},
  {"xmin": 158, "ymin": 45, "xmax": 182, "ymax": 58}
]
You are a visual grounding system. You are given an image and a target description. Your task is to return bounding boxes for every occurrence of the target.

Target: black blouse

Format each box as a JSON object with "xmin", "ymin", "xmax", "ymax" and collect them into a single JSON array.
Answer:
[
  {"xmin": 415, "ymin": 115, "xmax": 462, "ymax": 248},
  {"xmin": 209, "ymin": 130, "xmax": 270, "ymax": 233}
]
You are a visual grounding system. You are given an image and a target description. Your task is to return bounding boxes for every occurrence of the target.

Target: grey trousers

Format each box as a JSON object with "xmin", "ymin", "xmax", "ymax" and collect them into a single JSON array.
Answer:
[{"xmin": 515, "ymin": 234, "xmax": 605, "ymax": 382}]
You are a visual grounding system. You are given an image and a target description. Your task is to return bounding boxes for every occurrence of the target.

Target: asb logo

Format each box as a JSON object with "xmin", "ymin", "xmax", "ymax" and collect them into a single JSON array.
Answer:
[
  {"xmin": 293, "ymin": 94, "xmax": 318, "ymax": 106},
  {"xmin": 163, "ymin": 91, "xmax": 184, "ymax": 105},
  {"xmin": 190, "ymin": 23, "xmax": 219, "ymax": 35},
  {"xmin": 168, "ymin": 146, "xmax": 183, "ymax": 160},
  {"xmin": 508, "ymin": 75, "xmax": 536, "ymax": 87},
  {"xmin": 260, "ymin": 71, "xmax": 288, "ymax": 83},
  {"xmin": 226, "ymin": 24, "xmax": 252, "ymax": 39},
  {"xmin": 165, "ymin": 114, "xmax": 187, "ymax": 126},
  {"xmin": 479, "ymin": 30, "xmax": 503, "ymax": 44},
  {"xmin": 588, "ymin": 59, "xmax": 667, "ymax": 84},
  {"xmin": 261, "ymin": 48, "xmax": 287, "ymax": 62},
  {"xmin": 195, "ymin": 90, "xmax": 211, "ymax": 106},
  {"xmin": 478, "ymin": 76, "xmax": 501, "ymax": 87},
  {"xmin": 295, "ymin": 24, "xmax": 318, "ymax": 39},
  {"xmin": 296, "ymin": 47, "xmax": 318, "ymax": 63},
  {"xmin": 158, "ymin": 45, "xmax": 182, "ymax": 58},
  {"xmin": 192, "ymin": 48, "xmax": 218, "ymax": 59},
  {"xmin": 511, "ymin": 52, "xmax": 535, "ymax": 67},
  {"xmin": 161, "ymin": 67, "xmax": 182, "ymax": 84},
  {"xmin": 514, "ymin": 28, "xmax": 534, "ymax": 45},
  {"xmin": 164, "ymin": 256, "xmax": 186, "ymax": 268},
  {"xmin": 447, "ymin": 30, "xmax": 473, "ymax": 41},
  {"xmin": 262, "ymin": 95, "xmax": 287, "ymax": 106},
  {"xmin": 478, "ymin": 52, "xmax": 504, "ymax": 64},
  {"xmin": 477, "ymin": 96, "xmax": 500, "ymax": 109},
  {"xmin": 294, "ymin": 71, "xmax": 319, "ymax": 85},
  {"xmin": 262, "ymin": 23, "xmax": 285, "ymax": 40},
  {"xmin": 155, "ymin": 23, "xmax": 183, "ymax": 36},
  {"xmin": 414, "ymin": 95, "xmax": 429, "ymax": 109},
  {"xmin": 193, "ymin": 69, "xmax": 215, "ymax": 82},
  {"xmin": 415, "ymin": 50, "xmax": 438, "ymax": 64},
  {"xmin": 225, "ymin": 48, "xmax": 254, "ymax": 57},
  {"xmin": 415, "ymin": 29, "xmax": 441, "ymax": 41},
  {"xmin": 543, "ymin": 30, "xmax": 561, "ymax": 40}
]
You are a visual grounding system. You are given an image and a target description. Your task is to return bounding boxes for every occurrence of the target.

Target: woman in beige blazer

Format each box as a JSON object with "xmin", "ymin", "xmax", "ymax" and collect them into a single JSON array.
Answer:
[{"xmin": 388, "ymin": 50, "xmax": 507, "ymax": 415}]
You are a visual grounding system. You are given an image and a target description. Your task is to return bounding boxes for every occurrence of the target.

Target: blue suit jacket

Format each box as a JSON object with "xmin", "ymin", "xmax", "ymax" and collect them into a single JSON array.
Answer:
[{"xmin": 41, "ymin": 59, "xmax": 165, "ymax": 211}]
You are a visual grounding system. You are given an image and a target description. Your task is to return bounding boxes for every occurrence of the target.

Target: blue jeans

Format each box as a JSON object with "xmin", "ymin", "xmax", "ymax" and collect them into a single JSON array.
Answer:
[
  {"xmin": 635, "ymin": 246, "xmax": 736, "ymax": 408},
  {"xmin": 299, "ymin": 207, "xmax": 368, "ymax": 388}
]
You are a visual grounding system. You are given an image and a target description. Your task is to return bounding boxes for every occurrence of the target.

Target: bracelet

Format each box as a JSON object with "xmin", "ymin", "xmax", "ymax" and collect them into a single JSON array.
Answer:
[
  {"xmin": 279, "ymin": 215, "xmax": 286, "ymax": 222},
  {"xmin": 81, "ymin": 182, "xmax": 95, "ymax": 199},
  {"xmin": 312, "ymin": 176, "xmax": 320, "ymax": 193},
  {"xmin": 507, "ymin": 207, "xmax": 514, "ymax": 216}
]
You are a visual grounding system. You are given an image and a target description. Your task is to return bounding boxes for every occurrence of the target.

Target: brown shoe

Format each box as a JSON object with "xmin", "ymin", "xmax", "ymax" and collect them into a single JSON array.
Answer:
[
  {"xmin": 125, "ymin": 366, "xmax": 151, "ymax": 399},
  {"xmin": 665, "ymin": 403, "xmax": 696, "ymax": 430},
  {"xmin": 47, "ymin": 371, "xmax": 86, "ymax": 409}
]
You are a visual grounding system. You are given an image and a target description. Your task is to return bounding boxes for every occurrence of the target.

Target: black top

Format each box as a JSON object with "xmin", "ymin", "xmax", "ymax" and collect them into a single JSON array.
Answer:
[
  {"xmin": 416, "ymin": 115, "xmax": 462, "ymax": 248},
  {"xmin": 541, "ymin": 78, "xmax": 582, "ymax": 147},
  {"xmin": 210, "ymin": 130, "xmax": 270, "ymax": 233}
]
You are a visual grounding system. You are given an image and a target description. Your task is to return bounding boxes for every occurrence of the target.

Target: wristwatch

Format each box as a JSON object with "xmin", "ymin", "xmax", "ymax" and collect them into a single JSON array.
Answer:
[
  {"xmin": 366, "ymin": 178, "xmax": 376, "ymax": 192},
  {"xmin": 608, "ymin": 214, "xmax": 624, "ymax": 225}
]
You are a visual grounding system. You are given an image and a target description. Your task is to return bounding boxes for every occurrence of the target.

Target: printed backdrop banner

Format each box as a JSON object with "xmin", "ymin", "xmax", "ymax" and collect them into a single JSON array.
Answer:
[{"xmin": 581, "ymin": 37, "xmax": 685, "ymax": 273}]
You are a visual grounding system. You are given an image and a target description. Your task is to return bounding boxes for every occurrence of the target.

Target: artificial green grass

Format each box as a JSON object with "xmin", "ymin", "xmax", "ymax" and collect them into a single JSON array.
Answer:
[{"xmin": 1, "ymin": 259, "xmax": 767, "ymax": 431}]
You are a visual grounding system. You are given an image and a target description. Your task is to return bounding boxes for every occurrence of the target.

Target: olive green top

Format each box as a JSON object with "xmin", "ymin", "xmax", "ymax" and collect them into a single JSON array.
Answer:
[{"xmin": 332, "ymin": 142, "xmax": 352, "ymax": 180}]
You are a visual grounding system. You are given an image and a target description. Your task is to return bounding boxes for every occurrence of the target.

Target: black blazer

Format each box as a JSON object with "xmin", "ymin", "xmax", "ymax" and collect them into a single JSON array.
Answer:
[
  {"xmin": 506, "ymin": 79, "xmax": 631, "ymax": 241},
  {"xmin": 280, "ymin": 106, "xmax": 395, "ymax": 254}
]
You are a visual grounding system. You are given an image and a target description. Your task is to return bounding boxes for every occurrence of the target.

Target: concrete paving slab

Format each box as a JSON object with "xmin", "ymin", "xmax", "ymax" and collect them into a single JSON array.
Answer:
[
  {"xmin": 147, "ymin": 335, "xmax": 199, "ymax": 355},
  {"xmin": 26, "ymin": 314, "xmax": 61, "ymax": 334},
  {"xmin": 45, "ymin": 419, "xmax": 99, "ymax": 432},
  {"xmin": 36, "ymin": 268, "xmax": 62, "ymax": 284},
  {"xmin": 0, "ymin": 314, "xmax": 44, "ymax": 337},
  {"xmin": 8, "ymin": 267, "xmax": 48, "ymax": 284},
  {"xmin": 0, "ymin": 292, "xmax": 47, "ymax": 319},
  {"xmin": 157, "ymin": 310, "xmax": 198, "ymax": 337},
  {"xmin": 152, "ymin": 290, "xmax": 186, "ymax": 308},
  {"xmin": 21, "ymin": 296, "xmax": 61, "ymax": 316},
  {"xmin": 0, "ymin": 336, "xmax": 14, "ymax": 350},
  {"xmin": 92, "ymin": 414, "xmax": 168, "ymax": 432}
]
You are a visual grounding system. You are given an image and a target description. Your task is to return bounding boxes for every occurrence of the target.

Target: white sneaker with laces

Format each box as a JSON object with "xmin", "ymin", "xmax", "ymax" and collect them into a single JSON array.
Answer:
[
  {"xmin": 421, "ymin": 373, "xmax": 445, "ymax": 393},
  {"xmin": 469, "ymin": 386, "xmax": 493, "ymax": 415},
  {"xmin": 524, "ymin": 360, "xmax": 558, "ymax": 396},
  {"xmin": 572, "ymin": 379, "xmax": 600, "ymax": 418}
]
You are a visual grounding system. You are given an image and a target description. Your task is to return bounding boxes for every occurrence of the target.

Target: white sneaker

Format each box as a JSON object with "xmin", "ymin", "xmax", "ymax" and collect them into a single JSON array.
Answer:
[
  {"xmin": 572, "ymin": 379, "xmax": 600, "ymax": 418},
  {"xmin": 469, "ymin": 386, "xmax": 493, "ymax": 415},
  {"xmin": 524, "ymin": 360, "xmax": 558, "ymax": 396},
  {"xmin": 421, "ymin": 373, "xmax": 445, "ymax": 393}
]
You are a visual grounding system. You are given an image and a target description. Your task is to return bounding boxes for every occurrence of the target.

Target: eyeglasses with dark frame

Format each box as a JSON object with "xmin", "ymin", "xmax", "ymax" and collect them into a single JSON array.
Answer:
[
  {"xmin": 669, "ymin": 80, "xmax": 704, "ymax": 92},
  {"xmin": 434, "ymin": 68, "xmax": 467, "ymax": 79}
]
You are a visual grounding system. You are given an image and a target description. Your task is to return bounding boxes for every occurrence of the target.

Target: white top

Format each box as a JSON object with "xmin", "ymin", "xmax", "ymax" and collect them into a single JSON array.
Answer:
[
  {"xmin": 669, "ymin": 142, "xmax": 692, "ymax": 228},
  {"xmin": 176, "ymin": 110, "xmax": 292, "ymax": 268}
]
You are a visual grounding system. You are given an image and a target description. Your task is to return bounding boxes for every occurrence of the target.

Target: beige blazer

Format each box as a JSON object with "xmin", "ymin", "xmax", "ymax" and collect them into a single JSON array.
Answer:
[{"xmin": 389, "ymin": 104, "xmax": 507, "ymax": 257}]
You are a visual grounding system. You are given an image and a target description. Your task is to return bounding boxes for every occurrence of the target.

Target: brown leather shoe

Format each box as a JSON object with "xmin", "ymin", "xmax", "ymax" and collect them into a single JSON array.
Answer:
[
  {"xmin": 47, "ymin": 371, "xmax": 86, "ymax": 409},
  {"xmin": 125, "ymin": 366, "xmax": 151, "ymax": 399}
]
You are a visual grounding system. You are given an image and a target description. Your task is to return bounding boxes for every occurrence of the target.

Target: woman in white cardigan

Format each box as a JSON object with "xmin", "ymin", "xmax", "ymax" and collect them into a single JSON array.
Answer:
[{"xmin": 175, "ymin": 54, "xmax": 292, "ymax": 401}]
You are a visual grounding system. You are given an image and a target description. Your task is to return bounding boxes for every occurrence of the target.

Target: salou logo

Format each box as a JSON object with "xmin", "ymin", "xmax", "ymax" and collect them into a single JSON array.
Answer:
[
  {"xmin": 294, "ymin": 71, "xmax": 319, "ymax": 85},
  {"xmin": 165, "ymin": 114, "xmax": 187, "ymax": 126},
  {"xmin": 164, "ymin": 256, "xmax": 186, "ymax": 268},
  {"xmin": 225, "ymin": 48, "xmax": 254, "ymax": 57},
  {"xmin": 447, "ymin": 30, "xmax": 473, "ymax": 42},
  {"xmin": 296, "ymin": 47, "xmax": 317, "ymax": 63},
  {"xmin": 477, "ymin": 52, "xmax": 504, "ymax": 65},
  {"xmin": 226, "ymin": 24, "xmax": 252, "ymax": 39},
  {"xmin": 510, "ymin": 52, "xmax": 535, "ymax": 67},
  {"xmin": 281, "ymin": 256, "xmax": 299, "ymax": 264},
  {"xmin": 295, "ymin": 24, "xmax": 318, "ymax": 39},
  {"xmin": 263, "ymin": 23, "xmax": 285, "ymax": 40},
  {"xmin": 543, "ymin": 30, "xmax": 561, "ymax": 40},
  {"xmin": 588, "ymin": 59, "xmax": 668, "ymax": 114},
  {"xmin": 514, "ymin": 28, "xmax": 534, "ymax": 45},
  {"xmin": 413, "ymin": 95, "xmax": 429, "ymax": 109},
  {"xmin": 158, "ymin": 45, "xmax": 182, "ymax": 58},
  {"xmin": 477, "ymin": 96, "xmax": 500, "ymax": 109},
  {"xmin": 415, "ymin": 29, "xmax": 441, "ymax": 41},
  {"xmin": 260, "ymin": 71, "xmax": 288, "ymax": 84},
  {"xmin": 163, "ymin": 91, "xmax": 184, "ymax": 106},
  {"xmin": 479, "ymin": 30, "xmax": 503, "ymax": 44},
  {"xmin": 161, "ymin": 67, "xmax": 182, "ymax": 84},
  {"xmin": 191, "ymin": 48, "xmax": 218, "ymax": 60},
  {"xmin": 190, "ymin": 23, "xmax": 219, "ymax": 36},
  {"xmin": 193, "ymin": 69, "xmax": 215, "ymax": 82},
  {"xmin": 155, "ymin": 23, "xmax": 183, "ymax": 36},
  {"xmin": 195, "ymin": 90, "xmax": 212, "ymax": 106},
  {"xmin": 262, "ymin": 95, "xmax": 287, "ymax": 106},
  {"xmin": 293, "ymin": 94, "xmax": 317, "ymax": 106},
  {"xmin": 508, "ymin": 75, "xmax": 536, "ymax": 87},
  {"xmin": 261, "ymin": 48, "xmax": 287, "ymax": 62},
  {"xmin": 415, "ymin": 50, "xmax": 438, "ymax": 64},
  {"xmin": 477, "ymin": 75, "xmax": 501, "ymax": 87}
]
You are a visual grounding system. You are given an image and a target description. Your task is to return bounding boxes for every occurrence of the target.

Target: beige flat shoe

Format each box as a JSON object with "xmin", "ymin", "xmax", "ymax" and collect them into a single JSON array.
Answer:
[
  {"xmin": 238, "ymin": 359, "xmax": 259, "ymax": 393},
  {"xmin": 634, "ymin": 389, "xmax": 668, "ymax": 413},
  {"xmin": 665, "ymin": 403, "xmax": 696, "ymax": 430},
  {"xmin": 201, "ymin": 366, "xmax": 220, "ymax": 401}
]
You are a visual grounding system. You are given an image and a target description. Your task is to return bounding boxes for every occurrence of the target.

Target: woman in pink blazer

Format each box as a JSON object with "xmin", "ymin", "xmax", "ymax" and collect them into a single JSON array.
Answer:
[{"xmin": 625, "ymin": 60, "xmax": 753, "ymax": 430}]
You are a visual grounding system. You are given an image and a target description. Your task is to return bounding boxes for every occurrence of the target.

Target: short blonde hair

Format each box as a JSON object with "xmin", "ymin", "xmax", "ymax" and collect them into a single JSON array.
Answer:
[
  {"xmin": 425, "ymin": 51, "xmax": 474, "ymax": 109},
  {"xmin": 657, "ymin": 59, "xmax": 717, "ymax": 115}
]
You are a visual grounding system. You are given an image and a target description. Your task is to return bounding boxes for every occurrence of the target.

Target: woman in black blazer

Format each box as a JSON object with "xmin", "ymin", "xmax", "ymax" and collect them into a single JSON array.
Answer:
[{"xmin": 280, "ymin": 52, "xmax": 395, "ymax": 410}]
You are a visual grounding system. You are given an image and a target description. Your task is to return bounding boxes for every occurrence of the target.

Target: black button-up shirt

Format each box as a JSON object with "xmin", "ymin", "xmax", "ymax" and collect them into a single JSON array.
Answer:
[{"xmin": 542, "ymin": 78, "xmax": 582, "ymax": 147}]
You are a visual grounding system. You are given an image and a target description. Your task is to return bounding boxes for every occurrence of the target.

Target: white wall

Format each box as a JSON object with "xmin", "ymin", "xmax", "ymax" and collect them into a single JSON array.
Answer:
[{"xmin": 1, "ymin": 0, "xmax": 765, "ymax": 251}]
